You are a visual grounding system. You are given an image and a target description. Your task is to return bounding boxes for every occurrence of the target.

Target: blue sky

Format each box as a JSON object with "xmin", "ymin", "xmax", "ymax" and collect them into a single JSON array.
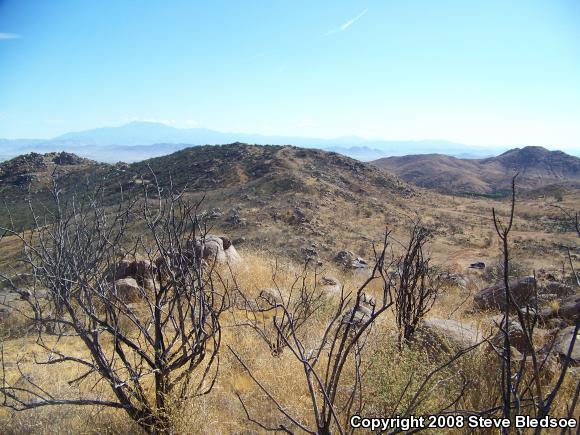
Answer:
[{"xmin": 0, "ymin": 0, "xmax": 579, "ymax": 151}]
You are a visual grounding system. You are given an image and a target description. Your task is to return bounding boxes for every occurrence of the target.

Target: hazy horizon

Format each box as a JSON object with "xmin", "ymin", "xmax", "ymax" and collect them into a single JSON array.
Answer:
[
  {"xmin": 1, "ymin": 1, "xmax": 580, "ymax": 153},
  {"xmin": 2, "ymin": 120, "xmax": 580, "ymax": 163}
]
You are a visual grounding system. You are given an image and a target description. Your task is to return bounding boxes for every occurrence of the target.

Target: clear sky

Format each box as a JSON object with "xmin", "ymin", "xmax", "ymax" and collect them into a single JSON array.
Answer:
[{"xmin": 0, "ymin": 0, "xmax": 579, "ymax": 151}]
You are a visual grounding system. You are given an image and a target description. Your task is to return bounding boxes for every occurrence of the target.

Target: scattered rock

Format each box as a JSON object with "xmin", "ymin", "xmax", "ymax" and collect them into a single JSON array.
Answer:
[
  {"xmin": 547, "ymin": 317, "xmax": 569, "ymax": 330},
  {"xmin": 320, "ymin": 275, "xmax": 339, "ymax": 286},
  {"xmin": 469, "ymin": 262, "xmax": 486, "ymax": 270},
  {"xmin": 107, "ymin": 254, "xmax": 155, "ymax": 285},
  {"xmin": 537, "ymin": 269, "xmax": 560, "ymax": 282},
  {"xmin": 114, "ymin": 278, "xmax": 142, "ymax": 303},
  {"xmin": 335, "ymin": 250, "xmax": 354, "ymax": 264},
  {"xmin": 191, "ymin": 235, "xmax": 242, "ymax": 264},
  {"xmin": 233, "ymin": 236, "xmax": 246, "ymax": 245},
  {"xmin": 537, "ymin": 293, "xmax": 558, "ymax": 303},
  {"xmin": 227, "ymin": 209, "xmax": 247, "ymax": 227},
  {"xmin": 342, "ymin": 293, "xmax": 376, "ymax": 329},
  {"xmin": 417, "ymin": 318, "xmax": 481, "ymax": 352},
  {"xmin": 208, "ymin": 208, "xmax": 223, "ymax": 219},
  {"xmin": 0, "ymin": 152, "xmax": 95, "ymax": 188},
  {"xmin": 550, "ymin": 326, "xmax": 580, "ymax": 364},
  {"xmin": 473, "ymin": 277, "xmax": 537, "ymax": 310},
  {"xmin": 490, "ymin": 320, "xmax": 531, "ymax": 353},
  {"xmin": 234, "ymin": 289, "xmax": 282, "ymax": 312},
  {"xmin": 335, "ymin": 250, "xmax": 368, "ymax": 269},
  {"xmin": 441, "ymin": 272, "xmax": 469, "ymax": 289},
  {"xmin": 301, "ymin": 246, "xmax": 318, "ymax": 258},
  {"xmin": 193, "ymin": 236, "xmax": 225, "ymax": 261},
  {"xmin": 51, "ymin": 152, "xmax": 87, "ymax": 165},
  {"xmin": 257, "ymin": 289, "xmax": 282, "ymax": 307},
  {"xmin": 539, "ymin": 294, "xmax": 580, "ymax": 325},
  {"xmin": 350, "ymin": 257, "xmax": 368, "ymax": 269},
  {"xmin": 542, "ymin": 282, "xmax": 575, "ymax": 298}
]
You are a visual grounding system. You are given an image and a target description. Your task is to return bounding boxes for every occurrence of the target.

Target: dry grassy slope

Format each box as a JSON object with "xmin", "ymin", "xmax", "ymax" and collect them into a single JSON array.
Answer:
[
  {"xmin": 372, "ymin": 146, "xmax": 580, "ymax": 195},
  {"xmin": 1, "ymin": 249, "xmax": 578, "ymax": 433}
]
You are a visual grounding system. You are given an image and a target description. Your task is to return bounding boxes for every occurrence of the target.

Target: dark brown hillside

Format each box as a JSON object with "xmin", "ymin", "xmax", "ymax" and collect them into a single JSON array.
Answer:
[
  {"xmin": 0, "ymin": 144, "xmax": 418, "ymax": 262},
  {"xmin": 121, "ymin": 143, "xmax": 417, "ymax": 261},
  {"xmin": 372, "ymin": 146, "xmax": 580, "ymax": 195},
  {"xmin": 128, "ymin": 143, "xmax": 412, "ymax": 195},
  {"xmin": 0, "ymin": 151, "xmax": 99, "ymax": 190},
  {"xmin": 486, "ymin": 146, "xmax": 580, "ymax": 178}
]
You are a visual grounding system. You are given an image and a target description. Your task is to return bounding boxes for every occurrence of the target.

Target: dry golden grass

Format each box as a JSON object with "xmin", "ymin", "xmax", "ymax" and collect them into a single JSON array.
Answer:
[
  {"xmin": 0, "ymin": 234, "xmax": 23, "ymax": 271},
  {"xmin": 0, "ymin": 334, "xmax": 140, "ymax": 434},
  {"xmin": 0, "ymin": 249, "xmax": 578, "ymax": 434}
]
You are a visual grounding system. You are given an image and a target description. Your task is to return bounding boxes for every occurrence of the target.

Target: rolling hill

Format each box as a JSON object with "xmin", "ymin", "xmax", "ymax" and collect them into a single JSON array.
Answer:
[
  {"xmin": 0, "ymin": 144, "xmax": 417, "ymax": 262},
  {"xmin": 371, "ymin": 146, "xmax": 580, "ymax": 195}
]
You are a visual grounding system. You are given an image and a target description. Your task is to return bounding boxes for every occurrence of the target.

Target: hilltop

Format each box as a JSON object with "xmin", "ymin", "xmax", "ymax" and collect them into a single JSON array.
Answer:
[
  {"xmin": 128, "ymin": 143, "xmax": 411, "ymax": 194},
  {"xmin": 119, "ymin": 143, "xmax": 417, "ymax": 262},
  {"xmin": 0, "ymin": 151, "xmax": 98, "ymax": 190},
  {"xmin": 371, "ymin": 146, "xmax": 580, "ymax": 195}
]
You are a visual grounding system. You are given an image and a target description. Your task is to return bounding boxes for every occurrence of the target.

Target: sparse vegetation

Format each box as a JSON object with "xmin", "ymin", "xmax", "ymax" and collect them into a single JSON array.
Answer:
[
  {"xmin": 0, "ymin": 181, "xmax": 229, "ymax": 433},
  {"xmin": 393, "ymin": 223, "xmax": 440, "ymax": 348},
  {"xmin": 483, "ymin": 256, "xmax": 530, "ymax": 283},
  {"xmin": 0, "ymin": 150, "xmax": 578, "ymax": 434}
]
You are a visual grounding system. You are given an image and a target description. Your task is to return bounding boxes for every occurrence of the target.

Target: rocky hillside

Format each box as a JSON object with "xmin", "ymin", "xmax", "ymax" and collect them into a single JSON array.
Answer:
[
  {"xmin": 0, "ymin": 151, "xmax": 98, "ymax": 190},
  {"xmin": 128, "ymin": 143, "xmax": 412, "ymax": 196},
  {"xmin": 1, "ymin": 143, "xmax": 578, "ymax": 283},
  {"xmin": 372, "ymin": 146, "xmax": 580, "ymax": 195},
  {"xmin": 0, "ymin": 144, "xmax": 419, "ymax": 262},
  {"xmin": 121, "ymin": 144, "xmax": 420, "ymax": 262}
]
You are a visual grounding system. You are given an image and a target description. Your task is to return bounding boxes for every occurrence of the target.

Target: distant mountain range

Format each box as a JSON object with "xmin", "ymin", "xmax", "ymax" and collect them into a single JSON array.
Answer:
[
  {"xmin": 372, "ymin": 146, "xmax": 580, "ymax": 195},
  {"xmin": 0, "ymin": 121, "xmax": 519, "ymax": 163}
]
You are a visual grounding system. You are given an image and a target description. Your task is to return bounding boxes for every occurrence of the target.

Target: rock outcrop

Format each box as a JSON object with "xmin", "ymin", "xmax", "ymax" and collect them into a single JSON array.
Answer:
[
  {"xmin": 0, "ymin": 152, "xmax": 96, "ymax": 188},
  {"xmin": 417, "ymin": 318, "xmax": 481, "ymax": 352},
  {"xmin": 474, "ymin": 277, "xmax": 537, "ymax": 310},
  {"xmin": 335, "ymin": 250, "xmax": 368, "ymax": 270},
  {"xmin": 539, "ymin": 294, "xmax": 580, "ymax": 325},
  {"xmin": 113, "ymin": 277, "xmax": 142, "ymax": 303},
  {"xmin": 549, "ymin": 326, "xmax": 580, "ymax": 364},
  {"xmin": 190, "ymin": 235, "xmax": 242, "ymax": 264},
  {"xmin": 342, "ymin": 293, "xmax": 376, "ymax": 329},
  {"xmin": 107, "ymin": 254, "xmax": 156, "ymax": 287}
]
